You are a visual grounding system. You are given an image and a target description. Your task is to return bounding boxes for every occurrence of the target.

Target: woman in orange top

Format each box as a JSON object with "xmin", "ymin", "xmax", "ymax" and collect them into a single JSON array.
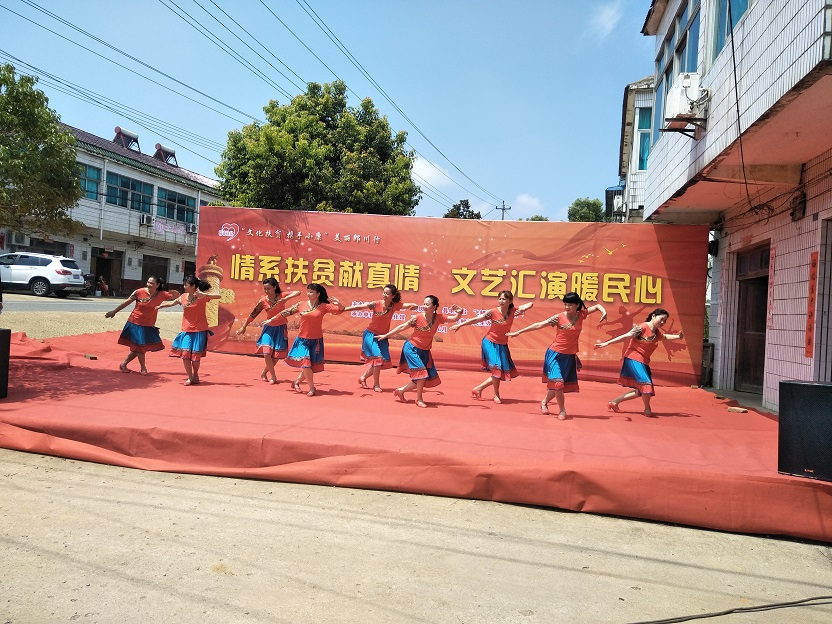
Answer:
[
  {"xmin": 235, "ymin": 278, "xmax": 301, "ymax": 384},
  {"xmin": 159, "ymin": 276, "xmax": 221, "ymax": 385},
  {"xmin": 376, "ymin": 295, "xmax": 462, "ymax": 408},
  {"xmin": 105, "ymin": 275, "xmax": 180, "ymax": 375},
  {"xmin": 451, "ymin": 290, "xmax": 533, "ymax": 404},
  {"xmin": 281, "ymin": 283, "xmax": 345, "ymax": 396},
  {"xmin": 594, "ymin": 307, "xmax": 684, "ymax": 417},
  {"xmin": 508, "ymin": 292, "xmax": 606, "ymax": 420},
  {"xmin": 344, "ymin": 284, "xmax": 419, "ymax": 392}
]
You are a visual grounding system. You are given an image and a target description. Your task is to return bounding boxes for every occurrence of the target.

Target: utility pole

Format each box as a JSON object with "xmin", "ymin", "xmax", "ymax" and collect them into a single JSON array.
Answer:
[{"xmin": 497, "ymin": 200, "xmax": 511, "ymax": 220}]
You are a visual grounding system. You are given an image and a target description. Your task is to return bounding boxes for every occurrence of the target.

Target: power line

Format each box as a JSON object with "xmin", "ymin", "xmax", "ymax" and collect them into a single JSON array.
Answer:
[
  {"xmin": 0, "ymin": 50, "xmax": 224, "ymax": 157},
  {"xmin": 205, "ymin": 0, "xmax": 307, "ymax": 89},
  {"xmin": 11, "ymin": 0, "xmax": 260, "ymax": 123},
  {"xmin": 157, "ymin": 0, "xmax": 293, "ymax": 100},
  {"xmin": 291, "ymin": 0, "xmax": 504, "ymax": 204}
]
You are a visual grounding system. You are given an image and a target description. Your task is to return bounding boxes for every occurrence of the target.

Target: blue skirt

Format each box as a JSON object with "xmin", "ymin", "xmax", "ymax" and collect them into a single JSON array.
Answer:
[
  {"xmin": 619, "ymin": 357, "xmax": 654, "ymax": 395},
  {"xmin": 118, "ymin": 321, "xmax": 164, "ymax": 353},
  {"xmin": 256, "ymin": 324, "xmax": 289, "ymax": 359},
  {"xmin": 542, "ymin": 349, "xmax": 579, "ymax": 392},
  {"xmin": 396, "ymin": 341, "xmax": 441, "ymax": 387},
  {"xmin": 481, "ymin": 338, "xmax": 518, "ymax": 381},
  {"xmin": 169, "ymin": 330, "xmax": 209, "ymax": 361},
  {"xmin": 286, "ymin": 337, "xmax": 325, "ymax": 372},
  {"xmin": 360, "ymin": 329, "xmax": 393, "ymax": 368}
]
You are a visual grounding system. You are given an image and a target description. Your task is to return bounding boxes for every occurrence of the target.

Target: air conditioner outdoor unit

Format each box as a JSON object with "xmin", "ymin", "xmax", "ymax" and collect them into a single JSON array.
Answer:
[
  {"xmin": 186, "ymin": 223, "xmax": 198, "ymax": 234},
  {"xmin": 665, "ymin": 72, "xmax": 701, "ymax": 120},
  {"xmin": 12, "ymin": 232, "xmax": 28, "ymax": 245},
  {"xmin": 139, "ymin": 214, "xmax": 153, "ymax": 226}
]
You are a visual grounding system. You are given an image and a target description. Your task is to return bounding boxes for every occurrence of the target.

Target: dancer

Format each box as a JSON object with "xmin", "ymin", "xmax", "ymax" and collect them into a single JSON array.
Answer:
[
  {"xmin": 451, "ymin": 290, "xmax": 533, "ymax": 404},
  {"xmin": 508, "ymin": 292, "xmax": 606, "ymax": 420},
  {"xmin": 235, "ymin": 278, "xmax": 301, "ymax": 384},
  {"xmin": 344, "ymin": 284, "xmax": 419, "ymax": 392},
  {"xmin": 376, "ymin": 295, "xmax": 462, "ymax": 408},
  {"xmin": 282, "ymin": 283, "xmax": 345, "ymax": 396},
  {"xmin": 105, "ymin": 276, "xmax": 180, "ymax": 375},
  {"xmin": 159, "ymin": 276, "xmax": 221, "ymax": 386},
  {"xmin": 594, "ymin": 307, "xmax": 684, "ymax": 417}
]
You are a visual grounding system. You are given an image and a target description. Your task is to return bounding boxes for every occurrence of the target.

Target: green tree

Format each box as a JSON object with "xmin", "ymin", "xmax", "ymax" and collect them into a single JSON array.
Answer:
[
  {"xmin": 524, "ymin": 215, "xmax": 549, "ymax": 221},
  {"xmin": 443, "ymin": 199, "xmax": 481, "ymax": 219},
  {"xmin": 567, "ymin": 197, "xmax": 605, "ymax": 222},
  {"xmin": 0, "ymin": 64, "xmax": 82, "ymax": 237},
  {"xmin": 217, "ymin": 80, "xmax": 420, "ymax": 215}
]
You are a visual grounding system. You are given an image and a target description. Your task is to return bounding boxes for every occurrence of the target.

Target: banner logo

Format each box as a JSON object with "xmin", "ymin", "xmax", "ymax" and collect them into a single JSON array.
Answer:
[{"xmin": 218, "ymin": 223, "xmax": 240, "ymax": 241}]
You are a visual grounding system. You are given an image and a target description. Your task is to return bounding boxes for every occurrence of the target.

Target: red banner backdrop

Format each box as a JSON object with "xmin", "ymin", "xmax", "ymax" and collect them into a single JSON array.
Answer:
[{"xmin": 196, "ymin": 207, "xmax": 708, "ymax": 386}]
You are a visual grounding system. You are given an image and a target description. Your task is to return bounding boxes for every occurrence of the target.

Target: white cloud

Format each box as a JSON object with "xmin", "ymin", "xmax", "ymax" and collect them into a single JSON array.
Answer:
[
  {"xmin": 412, "ymin": 156, "xmax": 452, "ymax": 189},
  {"xmin": 512, "ymin": 193, "xmax": 545, "ymax": 219},
  {"xmin": 590, "ymin": 1, "xmax": 623, "ymax": 40}
]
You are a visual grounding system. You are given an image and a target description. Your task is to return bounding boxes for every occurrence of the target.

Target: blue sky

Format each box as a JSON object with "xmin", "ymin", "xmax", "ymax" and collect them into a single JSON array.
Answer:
[{"xmin": 1, "ymin": 0, "xmax": 655, "ymax": 220}]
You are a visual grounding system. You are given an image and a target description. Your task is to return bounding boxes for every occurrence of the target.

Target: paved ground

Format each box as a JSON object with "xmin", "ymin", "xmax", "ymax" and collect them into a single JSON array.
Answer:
[
  {"xmin": 2, "ymin": 296, "xmax": 829, "ymax": 623},
  {"xmin": 2, "ymin": 448, "xmax": 831, "ymax": 624}
]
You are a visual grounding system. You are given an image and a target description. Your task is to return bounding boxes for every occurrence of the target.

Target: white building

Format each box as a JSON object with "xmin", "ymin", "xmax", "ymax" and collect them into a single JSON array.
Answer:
[
  {"xmin": 640, "ymin": 0, "xmax": 832, "ymax": 411},
  {"xmin": 613, "ymin": 75, "xmax": 655, "ymax": 223},
  {"xmin": 4, "ymin": 124, "xmax": 220, "ymax": 295}
]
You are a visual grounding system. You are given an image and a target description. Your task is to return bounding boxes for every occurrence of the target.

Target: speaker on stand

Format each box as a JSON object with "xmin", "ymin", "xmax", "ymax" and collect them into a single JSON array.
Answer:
[
  {"xmin": 0, "ymin": 328, "xmax": 9, "ymax": 399},
  {"xmin": 778, "ymin": 380, "xmax": 832, "ymax": 482}
]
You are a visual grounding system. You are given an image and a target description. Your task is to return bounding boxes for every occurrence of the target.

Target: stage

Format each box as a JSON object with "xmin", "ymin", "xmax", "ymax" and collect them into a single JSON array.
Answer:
[{"xmin": 2, "ymin": 331, "xmax": 830, "ymax": 542}]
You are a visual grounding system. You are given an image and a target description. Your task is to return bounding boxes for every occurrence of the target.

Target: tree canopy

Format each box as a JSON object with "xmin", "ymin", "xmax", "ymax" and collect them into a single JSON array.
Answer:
[
  {"xmin": 524, "ymin": 215, "xmax": 549, "ymax": 221},
  {"xmin": 567, "ymin": 197, "xmax": 605, "ymax": 222},
  {"xmin": 0, "ymin": 64, "xmax": 82, "ymax": 237},
  {"xmin": 443, "ymin": 199, "xmax": 481, "ymax": 219},
  {"xmin": 217, "ymin": 80, "xmax": 420, "ymax": 215}
]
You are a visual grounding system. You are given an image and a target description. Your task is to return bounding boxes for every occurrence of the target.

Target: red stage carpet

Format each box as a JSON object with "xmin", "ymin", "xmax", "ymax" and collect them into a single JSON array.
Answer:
[{"xmin": 2, "ymin": 332, "xmax": 830, "ymax": 542}]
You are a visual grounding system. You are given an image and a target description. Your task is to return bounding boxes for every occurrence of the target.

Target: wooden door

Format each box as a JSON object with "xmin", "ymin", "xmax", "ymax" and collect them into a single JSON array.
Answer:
[{"xmin": 736, "ymin": 275, "xmax": 767, "ymax": 393}]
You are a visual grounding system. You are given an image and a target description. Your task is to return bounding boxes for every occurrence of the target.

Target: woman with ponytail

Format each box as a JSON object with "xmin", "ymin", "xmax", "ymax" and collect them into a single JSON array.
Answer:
[
  {"xmin": 105, "ymin": 275, "xmax": 180, "ymax": 375},
  {"xmin": 159, "ymin": 275, "xmax": 221, "ymax": 385},
  {"xmin": 345, "ymin": 284, "xmax": 420, "ymax": 392},
  {"xmin": 235, "ymin": 278, "xmax": 301, "ymax": 384},
  {"xmin": 281, "ymin": 283, "xmax": 345, "ymax": 396},
  {"xmin": 594, "ymin": 307, "xmax": 684, "ymax": 417},
  {"xmin": 508, "ymin": 292, "xmax": 606, "ymax": 420},
  {"xmin": 451, "ymin": 290, "xmax": 533, "ymax": 404}
]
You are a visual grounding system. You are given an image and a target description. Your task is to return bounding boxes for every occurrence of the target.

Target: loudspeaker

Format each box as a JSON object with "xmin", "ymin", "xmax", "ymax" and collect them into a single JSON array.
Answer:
[
  {"xmin": 0, "ymin": 328, "xmax": 9, "ymax": 399},
  {"xmin": 778, "ymin": 380, "xmax": 832, "ymax": 482}
]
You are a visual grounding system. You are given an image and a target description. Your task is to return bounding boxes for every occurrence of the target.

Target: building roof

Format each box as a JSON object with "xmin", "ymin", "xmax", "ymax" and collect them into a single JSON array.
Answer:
[
  {"xmin": 641, "ymin": 0, "xmax": 670, "ymax": 36},
  {"xmin": 64, "ymin": 123, "xmax": 220, "ymax": 194}
]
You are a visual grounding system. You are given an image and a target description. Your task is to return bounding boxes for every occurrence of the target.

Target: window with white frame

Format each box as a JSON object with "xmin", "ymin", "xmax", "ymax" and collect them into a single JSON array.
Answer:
[
  {"xmin": 78, "ymin": 163, "xmax": 101, "ymax": 200},
  {"xmin": 713, "ymin": 0, "xmax": 749, "ymax": 59},
  {"xmin": 637, "ymin": 107, "xmax": 652, "ymax": 170},
  {"xmin": 106, "ymin": 172, "xmax": 153, "ymax": 213},
  {"xmin": 652, "ymin": 0, "xmax": 701, "ymax": 143},
  {"xmin": 157, "ymin": 188, "xmax": 196, "ymax": 223}
]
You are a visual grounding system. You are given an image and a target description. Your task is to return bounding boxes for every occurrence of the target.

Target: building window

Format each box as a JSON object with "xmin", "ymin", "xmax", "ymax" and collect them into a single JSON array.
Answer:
[
  {"xmin": 78, "ymin": 164, "xmax": 101, "ymax": 201},
  {"xmin": 637, "ymin": 108, "xmax": 652, "ymax": 170},
  {"xmin": 106, "ymin": 172, "xmax": 153, "ymax": 213},
  {"xmin": 714, "ymin": 0, "xmax": 749, "ymax": 59},
  {"xmin": 157, "ymin": 188, "xmax": 196, "ymax": 223},
  {"xmin": 653, "ymin": 1, "xmax": 701, "ymax": 143}
]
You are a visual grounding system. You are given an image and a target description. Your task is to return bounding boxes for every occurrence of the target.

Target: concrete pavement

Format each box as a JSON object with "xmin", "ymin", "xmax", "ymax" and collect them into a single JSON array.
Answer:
[{"xmin": 2, "ymin": 448, "xmax": 831, "ymax": 623}]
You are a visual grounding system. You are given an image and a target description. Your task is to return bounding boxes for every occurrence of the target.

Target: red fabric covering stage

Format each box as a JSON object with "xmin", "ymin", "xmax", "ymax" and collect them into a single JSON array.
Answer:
[{"xmin": 3, "ymin": 332, "xmax": 830, "ymax": 542}]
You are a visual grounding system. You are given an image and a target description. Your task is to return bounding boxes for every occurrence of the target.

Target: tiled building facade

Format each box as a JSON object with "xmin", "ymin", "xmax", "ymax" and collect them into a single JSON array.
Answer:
[
  {"xmin": 640, "ymin": 0, "xmax": 832, "ymax": 411},
  {"xmin": 3, "ymin": 125, "xmax": 220, "ymax": 295}
]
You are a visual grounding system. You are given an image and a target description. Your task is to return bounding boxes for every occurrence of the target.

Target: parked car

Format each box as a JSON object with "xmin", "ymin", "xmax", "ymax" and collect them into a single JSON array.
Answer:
[{"xmin": 0, "ymin": 252, "xmax": 85, "ymax": 297}]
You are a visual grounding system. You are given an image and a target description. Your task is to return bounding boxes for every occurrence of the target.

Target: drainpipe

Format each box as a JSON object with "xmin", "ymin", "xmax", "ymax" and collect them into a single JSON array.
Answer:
[{"xmin": 99, "ymin": 158, "xmax": 108, "ymax": 241}]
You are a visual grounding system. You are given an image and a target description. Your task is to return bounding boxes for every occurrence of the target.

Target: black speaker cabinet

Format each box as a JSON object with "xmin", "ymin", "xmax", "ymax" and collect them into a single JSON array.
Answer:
[
  {"xmin": 778, "ymin": 380, "xmax": 832, "ymax": 482},
  {"xmin": 0, "ymin": 328, "xmax": 9, "ymax": 399}
]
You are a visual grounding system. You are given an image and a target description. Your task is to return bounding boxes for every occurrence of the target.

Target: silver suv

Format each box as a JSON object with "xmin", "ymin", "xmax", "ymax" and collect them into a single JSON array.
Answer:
[{"xmin": 0, "ymin": 252, "xmax": 85, "ymax": 297}]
